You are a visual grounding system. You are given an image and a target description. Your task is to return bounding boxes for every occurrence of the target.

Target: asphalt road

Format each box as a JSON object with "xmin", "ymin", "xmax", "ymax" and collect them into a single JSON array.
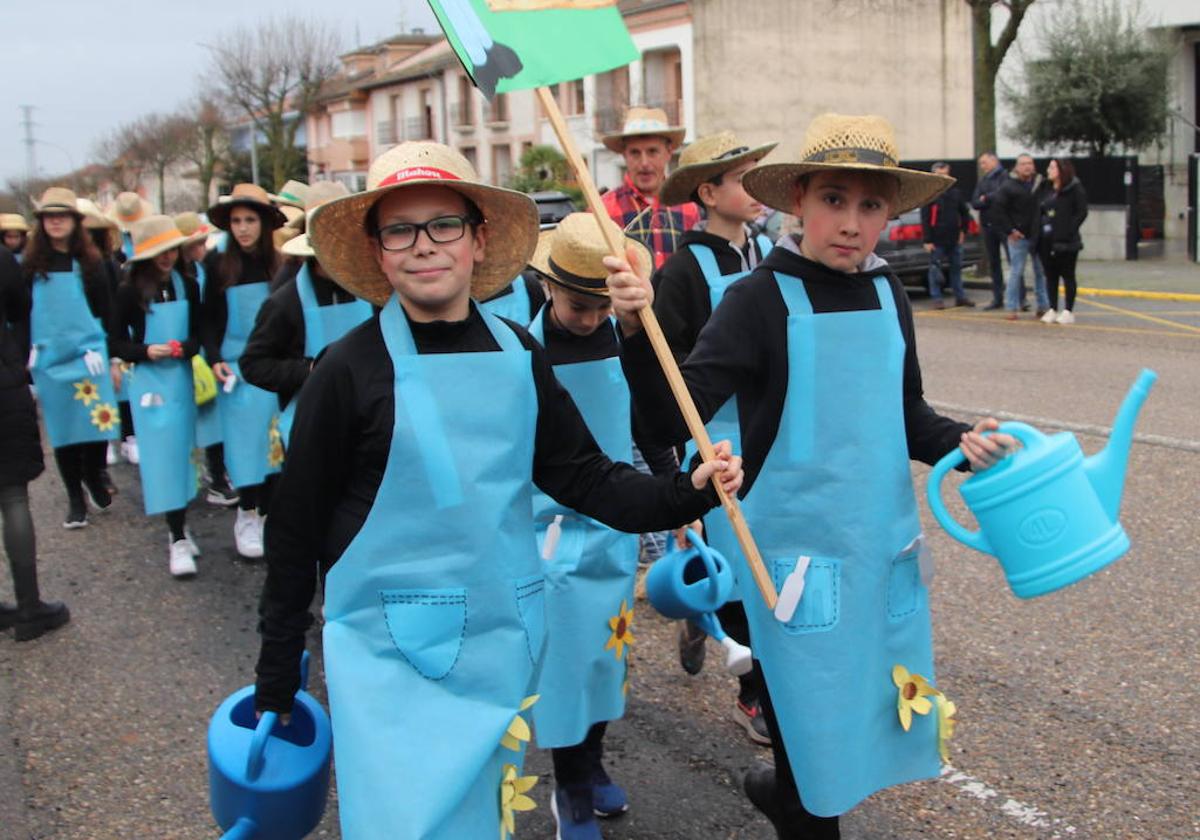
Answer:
[{"xmin": 2, "ymin": 286, "xmax": 1198, "ymax": 839}]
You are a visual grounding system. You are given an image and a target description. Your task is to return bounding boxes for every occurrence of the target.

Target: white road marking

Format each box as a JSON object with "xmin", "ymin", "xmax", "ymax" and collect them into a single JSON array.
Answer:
[{"xmin": 940, "ymin": 764, "xmax": 1077, "ymax": 837}]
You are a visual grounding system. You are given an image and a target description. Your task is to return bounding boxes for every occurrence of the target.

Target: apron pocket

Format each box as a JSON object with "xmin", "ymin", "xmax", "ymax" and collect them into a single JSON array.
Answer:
[
  {"xmin": 771, "ymin": 556, "xmax": 839, "ymax": 635},
  {"xmin": 380, "ymin": 588, "xmax": 467, "ymax": 680},
  {"xmin": 515, "ymin": 575, "xmax": 547, "ymax": 665},
  {"xmin": 886, "ymin": 548, "xmax": 927, "ymax": 621}
]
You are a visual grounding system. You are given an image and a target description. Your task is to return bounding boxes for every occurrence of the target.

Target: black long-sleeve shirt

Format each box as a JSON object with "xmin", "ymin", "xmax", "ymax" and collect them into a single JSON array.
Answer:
[
  {"xmin": 108, "ymin": 272, "xmax": 202, "ymax": 362},
  {"xmin": 28, "ymin": 251, "xmax": 114, "ymax": 359},
  {"xmin": 620, "ymin": 242, "xmax": 970, "ymax": 495},
  {"xmin": 651, "ymin": 227, "xmax": 770, "ymax": 362},
  {"xmin": 200, "ymin": 248, "xmax": 274, "ymax": 363},
  {"xmin": 240, "ymin": 262, "xmax": 366, "ymax": 408},
  {"xmin": 255, "ymin": 302, "xmax": 718, "ymax": 712},
  {"xmin": 0, "ymin": 247, "xmax": 29, "ymax": 390}
]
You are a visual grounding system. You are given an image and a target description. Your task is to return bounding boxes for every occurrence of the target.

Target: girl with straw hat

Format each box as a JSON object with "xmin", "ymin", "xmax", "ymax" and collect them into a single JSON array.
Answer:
[
  {"xmin": 1, "ymin": 214, "xmax": 31, "ymax": 261},
  {"xmin": 606, "ymin": 113, "xmax": 1017, "ymax": 837},
  {"xmin": 111, "ymin": 216, "xmax": 203, "ymax": 577},
  {"xmin": 653, "ymin": 130, "xmax": 778, "ymax": 742},
  {"xmin": 252, "ymin": 140, "xmax": 743, "ymax": 839},
  {"xmin": 523, "ymin": 212, "xmax": 672, "ymax": 836},
  {"xmin": 22, "ymin": 187, "xmax": 119, "ymax": 529},
  {"xmin": 107, "ymin": 191, "xmax": 155, "ymax": 263},
  {"xmin": 241, "ymin": 180, "xmax": 372, "ymax": 444},
  {"xmin": 201, "ymin": 183, "xmax": 288, "ymax": 559}
]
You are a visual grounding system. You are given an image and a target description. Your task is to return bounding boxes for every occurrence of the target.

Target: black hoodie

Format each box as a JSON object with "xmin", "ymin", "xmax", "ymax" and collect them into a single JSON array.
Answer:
[{"xmin": 1036, "ymin": 177, "xmax": 1088, "ymax": 254}]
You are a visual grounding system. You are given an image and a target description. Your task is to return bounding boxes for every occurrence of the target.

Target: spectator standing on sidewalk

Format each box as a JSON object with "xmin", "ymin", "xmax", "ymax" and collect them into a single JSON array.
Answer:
[
  {"xmin": 970, "ymin": 153, "xmax": 1012, "ymax": 311},
  {"xmin": 1036, "ymin": 158, "xmax": 1088, "ymax": 325},
  {"xmin": 921, "ymin": 162, "xmax": 974, "ymax": 309},
  {"xmin": 993, "ymin": 154, "xmax": 1050, "ymax": 321}
]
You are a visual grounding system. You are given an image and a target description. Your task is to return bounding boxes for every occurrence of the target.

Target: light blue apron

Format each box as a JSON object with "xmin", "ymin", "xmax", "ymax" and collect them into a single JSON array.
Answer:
[
  {"xmin": 738, "ymin": 273, "xmax": 937, "ymax": 817},
  {"xmin": 126, "ymin": 272, "xmax": 197, "ymax": 515},
  {"xmin": 216, "ymin": 282, "xmax": 280, "ymax": 489},
  {"xmin": 527, "ymin": 308, "xmax": 638, "ymax": 749},
  {"xmin": 29, "ymin": 262, "xmax": 120, "ymax": 447},
  {"xmin": 684, "ymin": 235, "xmax": 772, "ymax": 599},
  {"xmin": 192, "ymin": 260, "xmax": 223, "ymax": 449},
  {"xmin": 121, "ymin": 231, "xmax": 134, "ymax": 262},
  {"xmin": 278, "ymin": 265, "xmax": 372, "ymax": 444},
  {"xmin": 478, "ymin": 274, "xmax": 533, "ymax": 325},
  {"xmin": 322, "ymin": 298, "xmax": 545, "ymax": 839}
]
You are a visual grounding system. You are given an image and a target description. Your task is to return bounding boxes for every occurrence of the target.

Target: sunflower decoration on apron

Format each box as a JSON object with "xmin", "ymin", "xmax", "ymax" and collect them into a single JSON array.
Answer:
[{"xmin": 605, "ymin": 599, "xmax": 635, "ymax": 660}]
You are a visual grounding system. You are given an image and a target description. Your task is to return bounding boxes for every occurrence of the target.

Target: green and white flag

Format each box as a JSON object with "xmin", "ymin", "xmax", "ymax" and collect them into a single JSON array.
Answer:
[{"xmin": 427, "ymin": 0, "xmax": 638, "ymax": 99}]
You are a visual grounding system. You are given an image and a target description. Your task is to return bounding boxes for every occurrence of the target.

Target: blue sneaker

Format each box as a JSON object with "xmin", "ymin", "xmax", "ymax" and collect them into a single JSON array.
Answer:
[
  {"xmin": 552, "ymin": 785, "xmax": 602, "ymax": 840},
  {"xmin": 591, "ymin": 765, "xmax": 629, "ymax": 817}
]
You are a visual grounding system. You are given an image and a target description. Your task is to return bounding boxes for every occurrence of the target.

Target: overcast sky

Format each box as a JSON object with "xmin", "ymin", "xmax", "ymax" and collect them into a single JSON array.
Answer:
[{"xmin": 0, "ymin": 0, "xmax": 439, "ymax": 187}]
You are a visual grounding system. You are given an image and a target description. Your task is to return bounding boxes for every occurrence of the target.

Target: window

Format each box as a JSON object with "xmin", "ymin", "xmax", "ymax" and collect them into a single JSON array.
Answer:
[
  {"xmin": 570, "ymin": 79, "xmax": 585, "ymax": 116},
  {"xmin": 489, "ymin": 93, "xmax": 509, "ymax": 123},
  {"xmin": 331, "ymin": 110, "xmax": 366, "ymax": 139},
  {"xmin": 420, "ymin": 89, "xmax": 434, "ymax": 140},
  {"xmin": 461, "ymin": 146, "xmax": 478, "ymax": 170},
  {"xmin": 492, "ymin": 144, "xmax": 512, "ymax": 186}
]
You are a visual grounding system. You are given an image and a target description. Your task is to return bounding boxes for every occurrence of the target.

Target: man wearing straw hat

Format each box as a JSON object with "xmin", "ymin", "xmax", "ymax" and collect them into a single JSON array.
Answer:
[
  {"xmin": 607, "ymin": 114, "xmax": 1016, "ymax": 838},
  {"xmin": 600, "ymin": 105, "xmax": 699, "ymax": 270},
  {"xmin": 253, "ymin": 140, "xmax": 742, "ymax": 838},
  {"xmin": 652, "ymin": 129, "xmax": 778, "ymax": 745},
  {"xmin": 241, "ymin": 180, "xmax": 372, "ymax": 444}
]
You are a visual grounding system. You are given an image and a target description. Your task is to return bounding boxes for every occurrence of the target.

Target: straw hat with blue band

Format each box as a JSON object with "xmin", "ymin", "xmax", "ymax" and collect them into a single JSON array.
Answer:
[
  {"xmin": 741, "ymin": 113, "xmax": 954, "ymax": 217},
  {"xmin": 658, "ymin": 131, "xmax": 779, "ymax": 207},
  {"xmin": 530, "ymin": 212, "xmax": 651, "ymax": 298},
  {"xmin": 309, "ymin": 141, "xmax": 538, "ymax": 306}
]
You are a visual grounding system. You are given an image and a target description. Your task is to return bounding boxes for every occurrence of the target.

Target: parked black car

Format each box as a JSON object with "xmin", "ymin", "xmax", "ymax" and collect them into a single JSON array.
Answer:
[
  {"xmin": 531, "ymin": 190, "xmax": 576, "ymax": 229},
  {"xmin": 875, "ymin": 209, "xmax": 983, "ymax": 288}
]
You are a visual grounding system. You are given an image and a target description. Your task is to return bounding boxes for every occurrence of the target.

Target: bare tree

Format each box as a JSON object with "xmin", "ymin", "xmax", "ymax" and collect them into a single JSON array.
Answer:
[
  {"xmin": 967, "ymin": 0, "xmax": 1037, "ymax": 156},
  {"xmin": 205, "ymin": 16, "xmax": 341, "ymax": 190},
  {"xmin": 178, "ymin": 94, "xmax": 231, "ymax": 206},
  {"xmin": 136, "ymin": 114, "xmax": 195, "ymax": 210}
]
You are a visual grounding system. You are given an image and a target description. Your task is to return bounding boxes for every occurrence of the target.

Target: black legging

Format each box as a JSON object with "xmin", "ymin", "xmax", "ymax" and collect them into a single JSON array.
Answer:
[
  {"xmin": 237, "ymin": 476, "xmax": 274, "ymax": 515},
  {"xmin": 1042, "ymin": 249, "xmax": 1078, "ymax": 311},
  {"xmin": 715, "ymin": 599, "xmax": 761, "ymax": 704},
  {"xmin": 1, "ymin": 483, "xmax": 40, "ymax": 608},
  {"xmin": 166, "ymin": 509, "xmax": 187, "ymax": 542},
  {"xmin": 551, "ymin": 721, "xmax": 608, "ymax": 787},
  {"xmin": 52, "ymin": 442, "xmax": 108, "ymax": 502},
  {"xmin": 119, "ymin": 401, "xmax": 134, "ymax": 440}
]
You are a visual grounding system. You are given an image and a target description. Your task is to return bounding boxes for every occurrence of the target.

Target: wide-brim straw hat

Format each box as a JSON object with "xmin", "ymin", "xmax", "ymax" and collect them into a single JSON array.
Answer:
[
  {"xmin": 207, "ymin": 183, "xmax": 287, "ymax": 231},
  {"xmin": 173, "ymin": 212, "xmax": 213, "ymax": 246},
  {"xmin": 601, "ymin": 106, "xmax": 686, "ymax": 154},
  {"xmin": 741, "ymin": 113, "xmax": 954, "ymax": 217},
  {"xmin": 309, "ymin": 142, "xmax": 539, "ymax": 306},
  {"xmin": 529, "ymin": 212, "xmax": 651, "ymax": 298},
  {"xmin": 108, "ymin": 191, "xmax": 154, "ymax": 230},
  {"xmin": 659, "ymin": 131, "xmax": 778, "ymax": 207},
  {"xmin": 281, "ymin": 181, "xmax": 351, "ymax": 258},
  {"xmin": 0, "ymin": 213, "xmax": 31, "ymax": 233},
  {"xmin": 271, "ymin": 180, "xmax": 310, "ymax": 209},
  {"xmin": 128, "ymin": 215, "xmax": 189, "ymax": 262},
  {"xmin": 77, "ymin": 198, "xmax": 122, "ymax": 250},
  {"xmin": 34, "ymin": 187, "xmax": 83, "ymax": 217},
  {"xmin": 279, "ymin": 205, "xmax": 305, "ymax": 227}
]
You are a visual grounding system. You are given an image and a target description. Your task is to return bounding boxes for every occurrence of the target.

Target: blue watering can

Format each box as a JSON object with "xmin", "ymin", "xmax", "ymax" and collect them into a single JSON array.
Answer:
[
  {"xmin": 645, "ymin": 529, "xmax": 753, "ymax": 675},
  {"xmin": 928, "ymin": 368, "xmax": 1157, "ymax": 599},
  {"xmin": 207, "ymin": 651, "xmax": 332, "ymax": 839}
]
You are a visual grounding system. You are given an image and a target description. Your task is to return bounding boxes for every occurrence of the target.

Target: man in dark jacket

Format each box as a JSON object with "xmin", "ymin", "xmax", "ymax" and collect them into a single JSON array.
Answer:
[
  {"xmin": 921, "ymin": 162, "xmax": 974, "ymax": 309},
  {"xmin": 971, "ymin": 152, "xmax": 1012, "ymax": 309},
  {"xmin": 992, "ymin": 153, "xmax": 1050, "ymax": 319}
]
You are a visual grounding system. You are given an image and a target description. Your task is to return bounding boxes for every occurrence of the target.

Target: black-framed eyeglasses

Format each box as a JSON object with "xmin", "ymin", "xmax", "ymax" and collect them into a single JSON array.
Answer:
[{"xmin": 376, "ymin": 214, "xmax": 479, "ymax": 251}]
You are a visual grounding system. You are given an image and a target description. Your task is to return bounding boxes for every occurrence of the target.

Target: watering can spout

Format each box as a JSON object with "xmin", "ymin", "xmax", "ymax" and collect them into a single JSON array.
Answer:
[{"xmin": 1084, "ymin": 368, "xmax": 1157, "ymax": 521}]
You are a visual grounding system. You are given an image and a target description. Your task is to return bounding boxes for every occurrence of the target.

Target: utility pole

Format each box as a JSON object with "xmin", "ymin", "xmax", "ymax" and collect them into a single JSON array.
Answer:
[{"xmin": 19, "ymin": 105, "xmax": 37, "ymax": 181}]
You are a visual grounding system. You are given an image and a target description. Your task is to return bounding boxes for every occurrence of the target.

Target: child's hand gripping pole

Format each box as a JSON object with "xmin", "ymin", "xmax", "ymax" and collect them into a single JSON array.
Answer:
[{"xmin": 534, "ymin": 86, "xmax": 784, "ymax": 615}]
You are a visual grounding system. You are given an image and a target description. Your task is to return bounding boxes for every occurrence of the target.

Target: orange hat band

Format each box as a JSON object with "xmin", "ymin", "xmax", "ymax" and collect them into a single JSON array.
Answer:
[{"xmin": 134, "ymin": 228, "xmax": 185, "ymax": 256}]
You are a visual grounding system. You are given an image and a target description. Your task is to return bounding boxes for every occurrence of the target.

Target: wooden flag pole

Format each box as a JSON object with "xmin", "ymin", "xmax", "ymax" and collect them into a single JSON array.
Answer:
[{"xmin": 534, "ymin": 86, "xmax": 777, "ymax": 611}]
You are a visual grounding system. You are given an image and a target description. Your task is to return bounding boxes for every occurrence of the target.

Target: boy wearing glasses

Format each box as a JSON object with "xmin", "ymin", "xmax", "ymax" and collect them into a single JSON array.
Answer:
[{"xmin": 253, "ymin": 142, "xmax": 743, "ymax": 839}]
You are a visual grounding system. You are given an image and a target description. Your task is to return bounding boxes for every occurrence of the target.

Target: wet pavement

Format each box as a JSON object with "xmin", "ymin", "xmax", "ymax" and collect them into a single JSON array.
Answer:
[{"xmin": 2, "ymin": 271, "xmax": 1198, "ymax": 839}]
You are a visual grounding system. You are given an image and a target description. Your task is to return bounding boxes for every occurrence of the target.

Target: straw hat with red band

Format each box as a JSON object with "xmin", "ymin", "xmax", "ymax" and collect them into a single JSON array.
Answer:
[
  {"xmin": 127, "ymin": 215, "xmax": 189, "ymax": 262},
  {"xmin": 207, "ymin": 183, "xmax": 288, "ymax": 231},
  {"xmin": 173, "ymin": 212, "xmax": 213, "ymax": 246},
  {"xmin": 281, "ymin": 181, "xmax": 351, "ymax": 258},
  {"xmin": 530, "ymin": 212, "xmax": 651, "ymax": 298},
  {"xmin": 107, "ymin": 191, "xmax": 154, "ymax": 230},
  {"xmin": 741, "ymin": 113, "xmax": 954, "ymax": 217},
  {"xmin": 309, "ymin": 142, "xmax": 538, "ymax": 306},
  {"xmin": 34, "ymin": 187, "xmax": 83, "ymax": 217}
]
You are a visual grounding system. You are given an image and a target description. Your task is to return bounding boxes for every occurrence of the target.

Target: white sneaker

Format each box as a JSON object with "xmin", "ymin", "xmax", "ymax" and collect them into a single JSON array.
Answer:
[
  {"xmin": 106, "ymin": 442, "xmax": 119, "ymax": 466},
  {"xmin": 121, "ymin": 437, "xmax": 140, "ymax": 465},
  {"xmin": 169, "ymin": 539, "xmax": 198, "ymax": 577},
  {"xmin": 1040, "ymin": 308, "xmax": 1059, "ymax": 324},
  {"xmin": 234, "ymin": 509, "xmax": 264, "ymax": 559},
  {"xmin": 1056, "ymin": 309, "xmax": 1075, "ymax": 324},
  {"xmin": 183, "ymin": 527, "xmax": 201, "ymax": 557}
]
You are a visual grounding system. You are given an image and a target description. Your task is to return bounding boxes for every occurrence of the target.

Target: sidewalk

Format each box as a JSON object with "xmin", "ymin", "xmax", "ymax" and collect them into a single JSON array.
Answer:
[{"xmin": 968, "ymin": 253, "xmax": 1200, "ymax": 301}]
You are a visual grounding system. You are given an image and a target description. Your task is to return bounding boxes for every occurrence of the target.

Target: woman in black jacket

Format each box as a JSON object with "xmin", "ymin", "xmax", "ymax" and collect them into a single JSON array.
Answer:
[
  {"xmin": 0, "ymin": 246, "xmax": 70, "ymax": 640},
  {"xmin": 1037, "ymin": 158, "xmax": 1088, "ymax": 325}
]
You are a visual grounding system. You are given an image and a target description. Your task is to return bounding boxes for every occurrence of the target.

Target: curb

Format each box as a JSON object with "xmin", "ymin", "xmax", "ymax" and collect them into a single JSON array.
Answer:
[{"xmin": 1076, "ymin": 287, "xmax": 1200, "ymax": 303}]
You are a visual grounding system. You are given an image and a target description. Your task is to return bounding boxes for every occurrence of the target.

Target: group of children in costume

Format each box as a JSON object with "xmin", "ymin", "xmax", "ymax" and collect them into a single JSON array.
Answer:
[{"xmin": 4, "ymin": 105, "xmax": 1019, "ymax": 839}]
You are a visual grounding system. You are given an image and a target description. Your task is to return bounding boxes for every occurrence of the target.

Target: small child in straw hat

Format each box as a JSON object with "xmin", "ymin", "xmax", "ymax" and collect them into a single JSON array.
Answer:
[
  {"xmin": 606, "ymin": 113, "xmax": 1017, "ymax": 838},
  {"xmin": 253, "ymin": 141, "xmax": 744, "ymax": 839}
]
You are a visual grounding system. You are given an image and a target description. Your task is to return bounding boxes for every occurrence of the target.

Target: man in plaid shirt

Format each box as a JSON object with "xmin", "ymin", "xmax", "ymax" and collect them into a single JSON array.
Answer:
[{"xmin": 601, "ymin": 106, "xmax": 700, "ymax": 271}]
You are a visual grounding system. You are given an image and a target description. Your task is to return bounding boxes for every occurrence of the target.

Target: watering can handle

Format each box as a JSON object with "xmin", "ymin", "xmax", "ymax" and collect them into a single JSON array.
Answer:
[
  {"xmin": 926, "ymin": 422, "xmax": 1042, "ymax": 554},
  {"xmin": 246, "ymin": 711, "xmax": 277, "ymax": 782},
  {"xmin": 685, "ymin": 528, "xmax": 723, "ymax": 603}
]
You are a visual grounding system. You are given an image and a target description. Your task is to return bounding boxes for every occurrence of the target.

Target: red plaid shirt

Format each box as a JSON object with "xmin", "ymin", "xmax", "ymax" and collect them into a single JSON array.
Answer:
[{"xmin": 602, "ymin": 175, "xmax": 701, "ymax": 269}]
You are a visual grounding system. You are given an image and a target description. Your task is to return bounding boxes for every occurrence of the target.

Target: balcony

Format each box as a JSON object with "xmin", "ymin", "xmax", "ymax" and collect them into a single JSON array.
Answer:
[
  {"xmin": 309, "ymin": 136, "xmax": 370, "ymax": 170},
  {"xmin": 376, "ymin": 120, "xmax": 399, "ymax": 146},
  {"xmin": 594, "ymin": 99, "xmax": 682, "ymax": 137},
  {"xmin": 449, "ymin": 101, "xmax": 476, "ymax": 130},
  {"xmin": 404, "ymin": 116, "xmax": 434, "ymax": 141}
]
